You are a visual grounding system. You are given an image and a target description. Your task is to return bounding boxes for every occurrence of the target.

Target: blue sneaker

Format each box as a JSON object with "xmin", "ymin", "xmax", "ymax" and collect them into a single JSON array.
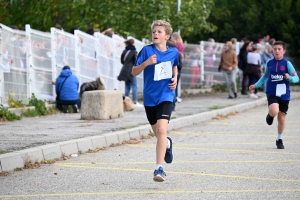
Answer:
[
  {"xmin": 153, "ymin": 166, "xmax": 166, "ymax": 182},
  {"xmin": 164, "ymin": 137, "xmax": 173, "ymax": 164}
]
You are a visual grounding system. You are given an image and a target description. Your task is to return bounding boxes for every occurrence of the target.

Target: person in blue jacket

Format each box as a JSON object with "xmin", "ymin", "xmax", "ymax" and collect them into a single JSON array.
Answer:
[
  {"xmin": 55, "ymin": 66, "xmax": 81, "ymax": 113},
  {"xmin": 132, "ymin": 20, "xmax": 179, "ymax": 182},
  {"xmin": 249, "ymin": 41, "xmax": 299, "ymax": 149}
]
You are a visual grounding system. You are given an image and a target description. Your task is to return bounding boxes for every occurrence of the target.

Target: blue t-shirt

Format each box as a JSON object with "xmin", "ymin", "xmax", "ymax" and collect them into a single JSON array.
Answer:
[
  {"xmin": 136, "ymin": 44, "xmax": 179, "ymax": 106},
  {"xmin": 255, "ymin": 58, "xmax": 299, "ymax": 100}
]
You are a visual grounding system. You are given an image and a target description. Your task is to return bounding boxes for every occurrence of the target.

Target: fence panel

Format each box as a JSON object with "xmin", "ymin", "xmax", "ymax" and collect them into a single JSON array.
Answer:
[
  {"xmin": 96, "ymin": 34, "xmax": 116, "ymax": 90},
  {"xmin": 0, "ymin": 24, "xmax": 29, "ymax": 105}
]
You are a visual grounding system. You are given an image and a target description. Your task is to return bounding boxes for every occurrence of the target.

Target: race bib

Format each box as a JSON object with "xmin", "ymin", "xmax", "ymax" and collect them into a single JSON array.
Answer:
[
  {"xmin": 154, "ymin": 61, "xmax": 172, "ymax": 81},
  {"xmin": 276, "ymin": 83, "xmax": 286, "ymax": 97}
]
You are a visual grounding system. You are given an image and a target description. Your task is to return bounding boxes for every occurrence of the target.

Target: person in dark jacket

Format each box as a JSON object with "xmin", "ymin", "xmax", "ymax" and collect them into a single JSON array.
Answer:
[
  {"xmin": 55, "ymin": 66, "xmax": 81, "ymax": 113},
  {"xmin": 118, "ymin": 39, "xmax": 143, "ymax": 107},
  {"xmin": 238, "ymin": 41, "xmax": 251, "ymax": 95}
]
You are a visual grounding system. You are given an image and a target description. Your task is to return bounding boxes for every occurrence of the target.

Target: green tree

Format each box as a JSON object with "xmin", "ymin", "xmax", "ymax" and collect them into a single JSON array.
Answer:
[{"xmin": 2, "ymin": 0, "xmax": 214, "ymax": 40}]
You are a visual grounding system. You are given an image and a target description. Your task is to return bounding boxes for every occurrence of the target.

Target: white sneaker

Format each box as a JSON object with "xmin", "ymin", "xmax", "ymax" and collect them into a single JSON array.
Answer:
[
  {"xmin": 134, "ymin": 102, "xmax": 143, "ymax": 108},
  {"xmin": 176, "ymin": 97, "xmax": 182, "ymax": 103},
  {"xmin": 249, "ymin": 93, "xmax": 258, "ymax": 99}
]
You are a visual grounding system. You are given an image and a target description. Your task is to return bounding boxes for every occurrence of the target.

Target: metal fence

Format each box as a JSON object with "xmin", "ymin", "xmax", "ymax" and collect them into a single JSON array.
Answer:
[{"xmin": 1, "ymin": 23, "xmax": 246, "ymax": 106}]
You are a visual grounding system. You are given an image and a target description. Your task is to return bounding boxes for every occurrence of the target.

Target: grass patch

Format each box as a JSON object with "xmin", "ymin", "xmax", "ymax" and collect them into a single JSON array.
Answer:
[
  {"xmin": 209, "ymin": 106, "xmax": 225, "ymax": 110},
  {"xmin": 0, "ymin": 171, "xmax": 10, "ymax": 176},
  {"xmin": 0, "ymin": 151, "xmax": 6, "ymax": 154},
  {"xmin": 120, "ymin": 125, "xmax": 138, "ymax": 130}
]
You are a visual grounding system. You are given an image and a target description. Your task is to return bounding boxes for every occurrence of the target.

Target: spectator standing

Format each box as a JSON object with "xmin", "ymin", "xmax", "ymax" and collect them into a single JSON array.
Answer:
[
  {"xmin": 245, "ymin": 44, "xmax": 261, "ymax": 98},
  {"xmin": 55, "ymin": 66, "xmax": 81, "ymax": 113},
  {"xmin": 238, "ymin": 41, "xmax": 251, "ymax": 95},
  {"xmin": 219, "ymin": 41, "xmax": 238, "ymax": 99},
  {"xmin": 206, "ymin": 38, "xmax": 222, "ymax": 86},
  {"xmin": 171, "ymin": 32, "xmax": 184, "ymax": 104},
  {"xmin": 259, "ymin": 33, "xmax": 270, "ymax": 46},
  {"xmin": 118, "ymin": 39, "xmax": 143, "ymax": 107},
  {"xmin": 261, "ymin": 44, "xmax": 274, "ymax": 92},
  {"xmin": 187, "ymin": 46, "xmax": 201, "ymax": 88}
]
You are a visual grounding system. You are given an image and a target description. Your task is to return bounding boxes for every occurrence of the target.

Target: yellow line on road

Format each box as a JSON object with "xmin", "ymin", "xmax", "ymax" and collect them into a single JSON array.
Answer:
[
  {"xmin": 54, "ymin": 164, "xmax": 300, "ymax": 183},
  {"xmin": 171, "ymin": 131, "xmax": 300, "ymax": 138},
  {"xmin": 128, "ymin": 144, "xmax": 300, "ymax": 155},
  {"xmin": 1, "ymin": 188, "xmax": 300, "ymax": 198},
  {"xmin": 57, "ymin": 159, "xmax": 300, "ymax": 166}
]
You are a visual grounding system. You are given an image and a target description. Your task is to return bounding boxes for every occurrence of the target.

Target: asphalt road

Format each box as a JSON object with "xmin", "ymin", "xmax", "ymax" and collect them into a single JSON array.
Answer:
[{"xmin": 1, "ymin": 98, "xmax": 299, "ymax": 200}]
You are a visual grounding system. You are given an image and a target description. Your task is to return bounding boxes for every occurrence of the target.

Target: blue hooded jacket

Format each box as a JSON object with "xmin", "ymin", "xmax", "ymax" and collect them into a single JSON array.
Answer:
[{"xmin": 55, "ymin": 69, "xmax": 79, "ymax": 100}]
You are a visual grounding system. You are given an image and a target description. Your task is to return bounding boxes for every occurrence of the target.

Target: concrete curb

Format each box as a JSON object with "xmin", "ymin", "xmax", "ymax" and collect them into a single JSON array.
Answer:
[{"xmin": 1, "ymin": 93, "xmax": 300, "ymax": 173}]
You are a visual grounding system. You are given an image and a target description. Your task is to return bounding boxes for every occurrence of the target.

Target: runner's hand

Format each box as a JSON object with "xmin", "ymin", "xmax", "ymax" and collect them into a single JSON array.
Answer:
[
  {"xmin": 168, "ymin": 77, "xmax": 177, "ymax": 90},
  {"xmin": 249, "ymin": 85, "xmax": 256, "ymax": 90},
  {"xmin": 146, "ymin": 54, "xmax": 157, "ymax": 66},
  {"xmin": 284, "ymin": 73, "xmax": 290, "ymax": 80}
]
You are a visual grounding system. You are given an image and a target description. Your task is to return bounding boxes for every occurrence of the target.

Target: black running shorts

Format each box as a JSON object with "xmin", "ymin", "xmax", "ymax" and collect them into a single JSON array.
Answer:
[
  {"xmin": 267, "ymin": 96, "xmax": 289, "ymax": 114},
  {"xmin": 144, "ymin": 101, "xmax": 173, "ymax": 125}
]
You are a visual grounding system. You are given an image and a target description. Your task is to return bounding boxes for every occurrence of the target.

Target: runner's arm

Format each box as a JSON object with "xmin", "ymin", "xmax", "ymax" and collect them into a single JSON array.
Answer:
[
  {"xmin": 254, "ymin": 61, "xmax": 269, "ymax": 88},
  {"xmin": 287, "ymin": 61, "xmax": 299, "ymax": 83}
]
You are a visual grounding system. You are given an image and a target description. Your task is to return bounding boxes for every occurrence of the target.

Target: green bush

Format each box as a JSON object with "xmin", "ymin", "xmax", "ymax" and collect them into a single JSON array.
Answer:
[
  {"xmin": 0, "ymin": 104, "xmax": 21, "ymax": 121},
  {"xmin": 23, "ymin": 109, "xmax": 39, "ymax": 117},
  {"xmin": 27, "ymin": 94, "xmax": 48, "ymax": 116},
  {"xmin": 212, "ymin": 83, "xmax": 227, "ymax": 92}
]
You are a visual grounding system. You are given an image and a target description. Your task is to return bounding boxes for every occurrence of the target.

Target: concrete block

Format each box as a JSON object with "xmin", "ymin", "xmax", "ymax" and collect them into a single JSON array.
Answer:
[
  {"xmin": 0, "ymin": 152, "xmax": 24, "ymax": 172},
  {"xmin": 81, "ymin": 90, "xmax": 124, "ymax": 120},
  {"xmin": 116, "ymin": 130, "xmax": 131, "ymax": 142},
  {"xmin": 103, "ymin": 133, "xmax": 120, "ymax": 146},
  {"xmin": 41, "ymin": 144, "xmax": 62, "ymax": 160},
  {"xmin": 76, "ymin": 138, "xmax": 94, "ymax": 153},
  {"xmin": 128, "ymin": 128, "xmax": 141, "ymax": 139},
  {"xmin": 16, "ymin": 147, "xmax": 44, "ymax": 163},
  {"xmin": 8, "ymin": 106, "xmax": 35, "ymax": 116},
  {"xmin": 58, "ymin": 140, "xmax": 79, "ymax": 156},
  {"xmin": 139, "ymin": 125, "xmax": 152, "ymax": 137},
  {"xmin": 90, "ymin": 135, "xmax": 107, "ymax": 149},
  {"xmin": 167, "ymin": 120, "xmax": 174, "ymax": 131}
]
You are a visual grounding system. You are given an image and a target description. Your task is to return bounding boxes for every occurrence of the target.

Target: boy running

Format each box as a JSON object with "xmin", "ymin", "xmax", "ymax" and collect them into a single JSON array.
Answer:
[
  {"xmin": 249, "ymin": 41, "xmax": 299, "ymax": 149},
  {"xmin": 132, "ymin": 20, "xmax": 179, "ymax": 182}
]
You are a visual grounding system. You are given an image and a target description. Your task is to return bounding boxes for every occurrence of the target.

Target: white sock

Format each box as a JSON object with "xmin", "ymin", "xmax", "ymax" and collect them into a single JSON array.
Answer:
[
  {"xmin": 155, "ymin": 164, "xmax": 162, "ymax": 170},
  {"xmin": 277, "ymin": 134, "xmax": 282, "ymax": 141},
  {"xmin": 167, "ymin": 138, "xmax": 171, "ymax": 149}
]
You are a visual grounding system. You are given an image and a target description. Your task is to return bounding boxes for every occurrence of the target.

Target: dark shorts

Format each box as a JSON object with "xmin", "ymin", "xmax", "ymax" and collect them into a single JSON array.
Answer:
[
  {"xmin": 144, "ymin": 101, "xmax": 173, "ymax": 125},
  {"xmin": 267, "ymin": 96, "xmax": 289, "ymax": 114}
]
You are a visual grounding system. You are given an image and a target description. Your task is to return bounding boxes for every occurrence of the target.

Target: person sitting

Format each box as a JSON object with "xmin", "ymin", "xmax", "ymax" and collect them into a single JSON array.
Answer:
[{"xmin": 55, "ymin": 66, "xmax": 81, "ymax": 113}]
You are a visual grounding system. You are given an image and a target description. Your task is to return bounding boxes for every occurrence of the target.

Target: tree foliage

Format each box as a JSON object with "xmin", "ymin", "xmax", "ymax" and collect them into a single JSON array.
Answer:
[
  {"xmin": 199, "ymin": 0, "xmax": 300, "ymax": 65},
  {"xmin": 2, "ymin": 0, "xmax": 300, "ymax": 65},
  {"xmin": 1, "ymin": 0, "xmax": 215, "ymax": 40}
]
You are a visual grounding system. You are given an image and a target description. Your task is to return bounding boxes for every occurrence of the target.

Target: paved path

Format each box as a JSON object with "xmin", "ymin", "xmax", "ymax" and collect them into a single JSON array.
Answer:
[
  {"xmin": 0, "ymin": 95, "xmax": 299, "ymax": 199},
  {"xmin": 1, "ymin": 92, "xmax": 265, "ymax": 153}
]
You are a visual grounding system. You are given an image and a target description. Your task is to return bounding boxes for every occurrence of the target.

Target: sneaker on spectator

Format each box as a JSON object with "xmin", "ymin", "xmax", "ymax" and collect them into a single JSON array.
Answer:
[
  {"xmin": 176, "ymin": 97, "xmax": 182, "ymax": 103},
  {"xmin": 276, "ymin": 139, "xmax": 284, "ymax": 149},
  {"xmin": 134, "ymin": 102, "xmax": 143, "ymax": 108},
  {"xmin": 153, "ymin": 166, "xmax": 166, "ymax": 182},
  {"xmin": 249, "ymin": 93, "xmax": 258, "ymax": 99}
]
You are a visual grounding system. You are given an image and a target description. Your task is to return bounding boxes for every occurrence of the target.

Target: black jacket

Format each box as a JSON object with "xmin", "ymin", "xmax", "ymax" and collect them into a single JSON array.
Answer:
[
  {"xmin": 118, "ymin": 45, "xmax": 137, "ymax": 82},
  {"xmin": 238, "ymin": 48, "xmax": 248, "ymax": 71}
]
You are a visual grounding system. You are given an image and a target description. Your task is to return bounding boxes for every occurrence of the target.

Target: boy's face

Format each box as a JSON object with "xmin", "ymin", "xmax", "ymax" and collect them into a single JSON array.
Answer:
[
  {"xmin": 152, "ymin": 26, "xmax": 170, "ymax": 45},
  {"xmin": 273, "ymin": 44, "xmax": 286, "ymax": 60}
]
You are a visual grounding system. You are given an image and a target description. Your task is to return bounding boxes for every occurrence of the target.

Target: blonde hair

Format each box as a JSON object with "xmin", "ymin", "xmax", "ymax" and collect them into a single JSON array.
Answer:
[
  {"xmin": 264, "ymin": 44, "xmax": 272, "ymax": 53},
  {"xmin": 231, "ymin": 38, "xmax": 237, "ymax": 44},
  {"xmin": 151, "ymin": 20, "xmax": 173, "ymax": 35},
  {"xmin": 171, "ymin": 32, "xmax": 183, "ymax": 44}
]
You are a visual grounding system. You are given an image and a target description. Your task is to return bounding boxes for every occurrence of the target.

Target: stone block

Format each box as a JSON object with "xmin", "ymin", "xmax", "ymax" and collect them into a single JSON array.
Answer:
[
  {"xmin": 81, "ymin": 90, "xmax": 124, "ymax": 120},
  {"xmin": 0, "ymin": 152, "xmax": 24, "ymax": 172}
]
